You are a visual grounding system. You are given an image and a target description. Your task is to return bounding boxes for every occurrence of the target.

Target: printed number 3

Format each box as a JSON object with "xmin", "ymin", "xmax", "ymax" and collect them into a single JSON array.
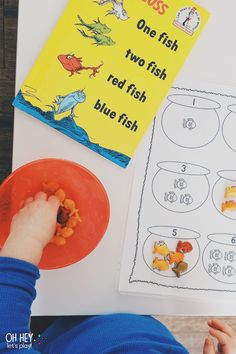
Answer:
[{"xmin": 181, "ymin": 165, "xmax": 187, "ymax": 172}]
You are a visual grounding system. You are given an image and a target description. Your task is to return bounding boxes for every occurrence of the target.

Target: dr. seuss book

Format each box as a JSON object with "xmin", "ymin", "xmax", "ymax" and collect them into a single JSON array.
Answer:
[{"xmin": 13, "ymin": 0, "xmax": 209, "ymax": 168}]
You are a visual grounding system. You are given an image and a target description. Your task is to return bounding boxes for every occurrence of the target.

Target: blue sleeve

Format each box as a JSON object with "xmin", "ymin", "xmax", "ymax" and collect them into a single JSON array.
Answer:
[{"xmin": 0, "ymin": 257, "xmax": 40, "ymax": 353}]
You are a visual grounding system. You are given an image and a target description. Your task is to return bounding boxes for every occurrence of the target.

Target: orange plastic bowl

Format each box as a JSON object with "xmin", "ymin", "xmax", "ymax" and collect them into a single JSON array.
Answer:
[{"xmin": 0, "ymin": 159, "xmax": 110, "ymax": 269}]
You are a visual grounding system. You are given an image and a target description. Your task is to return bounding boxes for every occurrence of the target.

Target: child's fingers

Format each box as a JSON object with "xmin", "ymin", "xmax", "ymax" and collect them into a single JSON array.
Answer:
[
  {"xmin": 11, "ymin": 213, "xmax": 19, "ymax": 223},
  {"xmin": 203, "ymin": 337, "xmax": 216, "ymax": 354},
  {"xmin": 34, "ymin": 192, "xmax": 47, "ymax": 201},
  {"xmin": 209, "ymin": 328, "xmax": 229, "ymax": 345},
  {"xmin": 208, "ymin": 319, "xmax": 235, "ymax": 337},
  {"xmin": 48, "ymin": 195, "xmax": 60, "ymax": 209},
  {"xmin": 24, "ymin": 197, "xmax": 33, "ymax": 206}
]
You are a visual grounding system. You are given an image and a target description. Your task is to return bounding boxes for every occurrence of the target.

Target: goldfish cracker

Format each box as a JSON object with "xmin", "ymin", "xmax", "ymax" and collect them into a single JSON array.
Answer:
[
  {"xmin": 152, "ymin": 257, "xmax": 169, "ymax": 271},
  {"xmin": 69, "ymin": 209, "xmax": 79, "ymax": 217},
  {"xmin": 40, "ymin": 182, "xmax": 82, "ymax": 246},
  {"xmin": 54, "ymin": 188, "xmax": 66, "ymax": 203},
  {"xmin": 67, "ymin": 216, "xmax": 79, "ymax": 228},
  {"xmin": 64, "ymin": 199, "xmax": 76, "ymax": 212},
  {"xmin": 61, "ymin": 227, "xmax": 74, "ymax": 238},
  {"xmin": 176, "ymin": 240, "xmax": 193, "ymax": 254},
  {"xmin": 43, "ymin": 181, "xmax": 60, "ymax": 194},
  {"xmin": 168, "ymin": 252, "xmax": 184, "ymax": 265},
  {"xmin": 153, "ymin": 241, "xmax": 170, "ymax": 257},
  {"xmin": 221, "ymin": 200, "xmax": 236, "ymax": 213},
  {"xmin": 51, "ymin": 236, "xmax": 67, "ymax": 246},
  {"xmin": 56, "ymin": 224, "xmax": 62, "ymax": 237},
  {"xmin": 224, "ymin": 186, "xmax": 236, "ymax": 199},
  {"xmin": 172, "ymin": 261, "xmax": 188, "ymax": 278},
  {"xmin": 73, "ymin": 211, "xmax": 82, "ymax": 222}
]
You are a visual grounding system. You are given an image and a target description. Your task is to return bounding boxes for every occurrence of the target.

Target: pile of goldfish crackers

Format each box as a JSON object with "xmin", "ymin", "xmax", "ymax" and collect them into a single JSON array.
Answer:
[
  {"xmin": 152, "ymin": 240, "xmax": 193, "ymax": 278},
  {"xmin": 221, "ymin": 186, "xmax": 236, "ymax": 213},
  {"xmin": 43, "ymin": 182, "xmax": 82, "ymax": 246}
]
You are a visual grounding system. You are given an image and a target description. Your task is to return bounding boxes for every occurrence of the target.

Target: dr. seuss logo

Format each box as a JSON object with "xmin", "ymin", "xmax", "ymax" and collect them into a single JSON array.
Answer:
[
  {"xmin": 5, "ymin": 332, "xmax": 46, "ymax": 350},
  {"xmin": 173, "ymin": 7, "xmax": 201, "ymax": 36}
]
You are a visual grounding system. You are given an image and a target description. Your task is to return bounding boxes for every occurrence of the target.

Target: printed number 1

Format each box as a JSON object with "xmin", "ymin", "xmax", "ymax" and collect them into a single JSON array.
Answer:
[
  {"xmin": 231, "ymin": 237, "xmax": 236, "ymax": 244},
  {"xmin": 172, "ymin": 229, "xmax": 177, "ymax": 237}
]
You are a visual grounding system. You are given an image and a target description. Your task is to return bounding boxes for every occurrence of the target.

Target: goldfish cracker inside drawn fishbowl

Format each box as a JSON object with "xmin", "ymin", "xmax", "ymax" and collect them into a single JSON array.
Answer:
[
  {"xmin": 161, "ymin": 94, "xmax": 220, "ymax": 149},
  {"xmin": 203, "ymin": 234, "xmax": 236, "ymax": 284},
  {"xmin": 142, "ymin": 226, "xmax": 200, "ymax": 278},
  {"xmin": 212, "ymin": 170, "xmax": 236, "ymax": 220},
  {"xmin": 152, "ymin": 161, "xmax": 210, "ymax": 213}
]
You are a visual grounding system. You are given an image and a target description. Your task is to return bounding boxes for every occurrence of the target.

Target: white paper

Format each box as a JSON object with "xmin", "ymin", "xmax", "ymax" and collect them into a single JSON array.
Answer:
[{"xmin": 119, "ymin": 82, "xmax": 236, "ymax": 303}]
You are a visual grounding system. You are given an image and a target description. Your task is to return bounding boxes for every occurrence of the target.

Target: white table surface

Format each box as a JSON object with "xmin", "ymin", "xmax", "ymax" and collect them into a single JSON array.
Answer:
[{"xmin": 13, "ymin": 0, "xmax": 236, "ymax": 315}]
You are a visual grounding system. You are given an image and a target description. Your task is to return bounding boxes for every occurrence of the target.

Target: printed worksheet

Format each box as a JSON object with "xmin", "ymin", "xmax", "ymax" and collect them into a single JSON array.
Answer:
[{"xmin": 119, "ymin": 82, "xmax": 236, "ymax": 302}]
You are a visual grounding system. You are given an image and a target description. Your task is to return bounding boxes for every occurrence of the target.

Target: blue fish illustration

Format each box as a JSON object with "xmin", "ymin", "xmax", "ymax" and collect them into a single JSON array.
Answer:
[
  {"xmin": 208, "ymin": 263, "xmax": 221, "ymax": 275},
  {"xmin": 210, "ymin": 249, "xmax": 222, "ymax": 261},
  {"xmin": 164, "ymin": 191, "xmax": 177, "ymax": 203},
  {"xmin": 47, "ymin": 90, "xmax": 86, "ymax": 119},
  {"xmin": 180, "ymin": 193, "xmax": 193, "ymax": 205},
  {"xmin": 183, "ymin": 118, "xmax": 196, "ymax": 130},
  {"xmin": 174, "ymin": 178, "xmax": 187, "ymax": 190},
  {"xmin": 225, "ymin": 251, "xmax": 236, "ymax": 262},
  {"xmin": 223, "ymin": 265, "xmax": 235, "ymax": 277}
]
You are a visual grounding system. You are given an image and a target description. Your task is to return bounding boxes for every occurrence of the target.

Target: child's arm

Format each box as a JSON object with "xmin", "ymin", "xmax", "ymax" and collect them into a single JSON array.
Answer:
[
  {"xmin": 0, "ymin": 192, "xmax": 59, "ymax": 352},
  {"xmin": 203, "ymin": 319, "xmax": 236, "ymax": 354}
]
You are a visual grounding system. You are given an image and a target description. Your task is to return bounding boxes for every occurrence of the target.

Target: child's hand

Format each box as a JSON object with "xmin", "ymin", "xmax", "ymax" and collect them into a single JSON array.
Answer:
[
  {"xmin": 0, "ymin": 192, "xmax": 59, "ymax": 266},
  {"xmin": 9, "ymin": 192, "xmax": 59, "ymax": 247},
  {"xmin": 203, "ymin": 319, "xmax": 236, "ymax": 354}
]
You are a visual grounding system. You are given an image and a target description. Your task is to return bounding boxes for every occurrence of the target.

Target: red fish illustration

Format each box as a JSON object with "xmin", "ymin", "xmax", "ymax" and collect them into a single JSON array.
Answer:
[
  {"xmin": 176, "ymin": 240, "xmax": 193, "ymax": 254},
  {"xmin": 58, "ymin": 54, "xmax": 103, "ymax": 78}
]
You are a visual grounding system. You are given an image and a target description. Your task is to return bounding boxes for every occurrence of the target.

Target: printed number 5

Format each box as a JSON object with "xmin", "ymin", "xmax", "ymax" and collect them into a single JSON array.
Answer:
[
  {"xmin": 172, "ymin": 229, "xmax": 177, "ymax": 237},
  {"xmin": 181, "ymin": 165, "xmax": 187, "ymax": 172},
  {"xmin": 231, "ymin": 237, "xmax": 236, "ymax": 244}
]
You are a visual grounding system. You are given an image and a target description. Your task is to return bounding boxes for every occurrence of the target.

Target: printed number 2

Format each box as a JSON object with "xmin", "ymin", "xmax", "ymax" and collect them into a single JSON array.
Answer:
[
  {"xmin": 181, "ymin": 165, "xmax": 187, "ymax": 172},
  {"xmin": 231, "ymin": 237, "xmax": 236, "ymax": 244},
  {"xmin": 172, "ymin": 229, "xmax": 177, "ymax": 237}
]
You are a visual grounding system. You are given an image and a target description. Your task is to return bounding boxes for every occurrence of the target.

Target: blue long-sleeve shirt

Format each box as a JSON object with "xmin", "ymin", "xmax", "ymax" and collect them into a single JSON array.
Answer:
[{"xmin": 0, "ymin": 257, "xmax": 189, "ymax": 353}]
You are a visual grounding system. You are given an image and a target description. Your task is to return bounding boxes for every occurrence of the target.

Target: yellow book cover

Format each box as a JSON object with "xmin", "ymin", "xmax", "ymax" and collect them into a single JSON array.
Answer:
[{"xmin": 13, "ymin": 0, "xmax": 210, "ymax": 168}]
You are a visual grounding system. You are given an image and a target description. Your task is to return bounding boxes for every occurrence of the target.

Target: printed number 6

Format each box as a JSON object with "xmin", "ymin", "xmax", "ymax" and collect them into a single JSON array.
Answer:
[
  {"xmin": 231, "ymin": 237, "xmax": 236, "ymax": 244},
  {"xmin": 172, "ymin": 229, "xmax": 177, "ymax": 237},
  {"xmin": 181, "ymin": 165, "xmax": 187, "ymax": 173}
]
